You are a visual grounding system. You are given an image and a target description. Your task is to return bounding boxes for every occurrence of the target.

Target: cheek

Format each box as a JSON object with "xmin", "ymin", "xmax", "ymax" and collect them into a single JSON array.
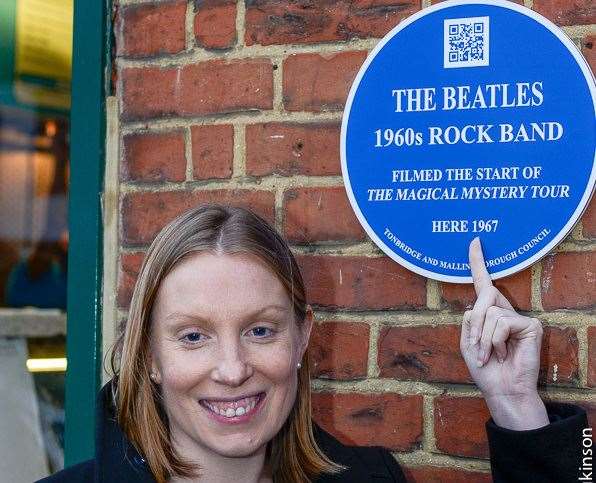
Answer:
[
  {"xmin": 158, "ymin": 352, "xmax": 210, "ymax": 404},
  {"xmin": 253, "ymin": 342, "xmax": 300, "ymax": 411}
]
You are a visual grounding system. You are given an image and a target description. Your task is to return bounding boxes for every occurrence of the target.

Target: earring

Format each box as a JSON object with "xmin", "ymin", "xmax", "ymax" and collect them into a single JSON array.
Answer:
[
  {"xmin": 296, "ymin": 362, "xmax": 302, "ymax": 369},
  {"xmin": 150, "ymin": 372, "xmax": 157, "ymax": 381}
]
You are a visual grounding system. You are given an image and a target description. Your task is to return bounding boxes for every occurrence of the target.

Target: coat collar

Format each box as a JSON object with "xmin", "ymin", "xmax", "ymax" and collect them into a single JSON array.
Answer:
[{"xmin": 95, "ymin": 381, "xmax": 155, "ymax": 482}]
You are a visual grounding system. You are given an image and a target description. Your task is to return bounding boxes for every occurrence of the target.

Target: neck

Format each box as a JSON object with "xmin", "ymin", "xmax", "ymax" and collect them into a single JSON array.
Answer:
[{"xmin": 168, "ymin": 432, "xmax": 272, "ymax": 483}]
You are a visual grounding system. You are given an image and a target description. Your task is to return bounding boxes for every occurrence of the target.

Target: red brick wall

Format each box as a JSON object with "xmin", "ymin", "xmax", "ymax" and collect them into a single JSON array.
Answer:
[{"xmin": 113, "ymin": 1, "xmax": 595, "ymax": 480}]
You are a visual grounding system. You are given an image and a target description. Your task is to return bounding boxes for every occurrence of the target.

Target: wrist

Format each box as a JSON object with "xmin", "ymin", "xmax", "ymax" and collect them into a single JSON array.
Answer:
[{"xmin": 484, "ymin": 392, "xmax": 549, "ymax": 430}]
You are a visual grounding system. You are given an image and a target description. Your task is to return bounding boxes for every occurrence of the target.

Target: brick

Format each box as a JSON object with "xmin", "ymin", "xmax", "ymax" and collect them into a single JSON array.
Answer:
[
  {"xmin": 377, "ymin": 324, "xmax": 578, "ymax": 386},
  {"xmin": 121, "ymin": 67, "xmax": 178, "ymax": 121},
  {"xmin": 245, "ymin": 0, "xmax": 420, "ymax": 46},
  {"xmin": 191, "ymin": 125, "xmax": 234, "ymax": 179},
  {"xmin": 245, "ymin": 123, "xmax": 341, "ymax": 176},
  {"xmin": 283, "ymin": 187, "xmax": 366, "ymax": 243},
  {"xmin": 581, "ymin": 195, "xmax": 596, "ymax": 238},
  {"xmin": 117, "ymin": 252, "xmax": 145, "ymax": 309},
  {"xmin": 312, "ymin": 392, "xmax": 423, "ymax": 450},
  {"xmin": 120, "ymin": 190, "xmax": 275, "ymax": 245},
  {"xmin": 122, "ymin": 131, "xmax": 186, "ymax": 182},
  {"xmin": 178, "ymin": 60, "xmax": 273, "ymax": 116},
  {"xmin": 588, "ymin": 326, "xmax": 596, "ymax": 387},
  {"xmin": 122, "ymin": 60, "xmax": 273, "ymax": 121},
  {"xmin": 583, "ymin": 36, "xmax": 596, "ymax": 80},
  {"xmin": 309, "ymin": 321, "xmax": 369, "ymax": 380},
  {"xmin": 194, "ymin": 0, "xmax": 237, "ymax": 49},
  {"xmin": 283, "ymin": 51, "xmax": 367, "ymax": 112},
  {"xmin": 441, "ymin": 268, "xmax": 532, "ymax": 312},
  {"xmin": 434, "ymin": 396, "xmax": 490, "ymax": 458},
  {"xmin": 297, "ymin": 255, "xmax": 427, "ymax": 309},
  {"xmin": 116, "ymin": 1, "xmax": 186, "ymax": 57},
  {"xmin": 402, "ymin": 466, "xmax": 492, "ymax": 483},
  {"xmin": 378, "ymin": 325, "xmax": 472, "ymax": 383},
  {"xmin": 533, "ymin": 0, "xmax": 595, "ymax": 26},
  {"xmin": 541, "ymin": 252, "xmax": 596, "ymax": 309},
  {"xmin": 540, "ymin": 326, "xmax": 579, "ymax": 385}
]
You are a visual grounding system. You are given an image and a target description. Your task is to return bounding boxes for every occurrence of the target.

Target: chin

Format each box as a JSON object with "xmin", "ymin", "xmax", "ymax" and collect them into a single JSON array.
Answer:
[{"xmin": 205, "ymin": 433, "xmax": 267, "ymax": 458}]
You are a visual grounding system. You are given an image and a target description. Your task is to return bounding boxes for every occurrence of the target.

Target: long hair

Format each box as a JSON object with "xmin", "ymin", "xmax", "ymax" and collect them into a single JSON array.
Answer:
[{"xmin": 110, "ymin": 204, "xmax": 342, "ymax": 483}]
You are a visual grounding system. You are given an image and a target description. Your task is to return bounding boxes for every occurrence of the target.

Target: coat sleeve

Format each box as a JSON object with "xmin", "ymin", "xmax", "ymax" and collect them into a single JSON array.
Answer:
[
  {"xmin": 379, "ymin": 448, "xmax": 408, "ymax": 483},
  {"xmin": 485, "ymin": 402, "xmax": 590, "ymax": 483}
]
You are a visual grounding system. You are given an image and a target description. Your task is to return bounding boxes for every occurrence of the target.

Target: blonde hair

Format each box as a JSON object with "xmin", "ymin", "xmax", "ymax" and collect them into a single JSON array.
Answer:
[{"xmin": 110, "ymin": 204, "xmax": 342, "ymax": 483}]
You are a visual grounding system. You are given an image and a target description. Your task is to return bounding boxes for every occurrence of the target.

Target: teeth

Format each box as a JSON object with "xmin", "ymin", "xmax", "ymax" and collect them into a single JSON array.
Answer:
[{"xmin": 203, "ymin": 395, "xmax": 260, "ymax": 418}]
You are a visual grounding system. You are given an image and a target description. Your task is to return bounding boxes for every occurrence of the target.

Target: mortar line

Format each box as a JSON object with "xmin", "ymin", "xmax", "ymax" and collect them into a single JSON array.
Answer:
[
  {"xmin": 392, "ymin": 450, "xmax": 491, "ymax": 471},
  {"xmin": 272, "ymin": 54, "xmax": 284, "ymax": 113},
  {"xmin": 426, "ymin": 279, "xmax": 442, "ymax": 310},
  {"xmin": 233, "ymin": 123, "xmax": 246, "ymax": 178},
  {"xmin": 274, "ymin": 187, "xmax": 285, "ymax": 234},
  {"xmin": 531, "ymin": 262, "xmax": 544, "ymax": 312},
  {"xmin": 184, "ymin": 126, "xmax": 193, "ymax": 181},
  {"xmin": 184, "ymin": 0, "xmax": 194, "ymax": 51},
  {"xmin": 422, "ymin": 394, "xmax": 437, "ymax": 452},
  {"xmin": 576, "ymin": 325, "xmax": 589, "ymax": 388},
  {"xmin": 235, "ymin": 0, "xmax": 246, "ymax": 48},
  {"xmin": 311, "ymin": 378, "xmax": 596, "ymax": 399},
  {"xmin": 119, "ymin": 111, "xmax": 344, "ymax": 132},
  {"xmin": 115, "ymin": 37, "xmax": 380, "ymax": 67},
  {"xmin": 367, "ymin": 321, "xmax": 381, "ymax": 378}
]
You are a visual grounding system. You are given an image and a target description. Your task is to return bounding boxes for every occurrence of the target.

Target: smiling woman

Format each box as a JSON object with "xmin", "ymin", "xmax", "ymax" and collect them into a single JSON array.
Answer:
[
  {"xmin": 112, "ymin": 205, "xmax": 345, "ymax": 483},
  {"xmin": 38, "ymin": 204, "xmax": 589, "ymax": 483}
]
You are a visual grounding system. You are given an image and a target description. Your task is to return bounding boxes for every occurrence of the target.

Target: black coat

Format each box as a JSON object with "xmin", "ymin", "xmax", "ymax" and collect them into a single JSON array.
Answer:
[{"xmin": 39, "ymin": 382, "xmax": 589, "ymax": 482}]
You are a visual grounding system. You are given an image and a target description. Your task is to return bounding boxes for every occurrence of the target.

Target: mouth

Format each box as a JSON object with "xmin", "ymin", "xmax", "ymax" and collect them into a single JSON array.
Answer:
[{"xmin": 199, "ymin": 392, "xmax": 266, "ymax": 423}]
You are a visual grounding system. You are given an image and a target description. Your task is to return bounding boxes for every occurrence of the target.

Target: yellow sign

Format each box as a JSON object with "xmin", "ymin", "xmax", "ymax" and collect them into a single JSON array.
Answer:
[
  {"xmin": 14, "ymin": 0, "xmax": 73, "ymax": 109},
  {"xmin": 15, "ymin": 0, "xmax": 73, "ymax": 81}
]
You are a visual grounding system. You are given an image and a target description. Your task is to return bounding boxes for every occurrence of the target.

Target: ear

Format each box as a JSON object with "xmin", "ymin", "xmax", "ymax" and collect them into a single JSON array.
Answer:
[
  {"xmin": 298, "ymin": 305, "xmax": 314, "ymax": 358},
  {"xmin": 149, "ymin": 356, "xmax": 162, "ymax": 384}
]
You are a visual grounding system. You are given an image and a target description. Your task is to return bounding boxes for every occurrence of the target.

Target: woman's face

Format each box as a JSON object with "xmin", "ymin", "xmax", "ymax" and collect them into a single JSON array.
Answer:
[{"xmin": 149, "ymin": 252, "xmax": 311, "ymax": 460}]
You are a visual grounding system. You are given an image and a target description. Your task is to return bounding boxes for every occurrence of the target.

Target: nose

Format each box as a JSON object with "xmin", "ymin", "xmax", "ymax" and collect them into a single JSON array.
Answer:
[{"xmin": 210, "ymin": 340, "xmax": 253, "ymax": 387}]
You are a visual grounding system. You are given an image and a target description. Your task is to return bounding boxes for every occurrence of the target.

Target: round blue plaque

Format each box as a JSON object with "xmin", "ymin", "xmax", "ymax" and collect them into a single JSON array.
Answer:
[{"xmin": 342, "ymin": 0, "xmax": 595, "ymax": 282}]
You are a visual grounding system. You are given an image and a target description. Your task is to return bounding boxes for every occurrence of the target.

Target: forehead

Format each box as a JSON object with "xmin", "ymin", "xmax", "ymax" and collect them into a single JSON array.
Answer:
[{"xmin": 152, "ymin": 252, "xmax": 293, "ymax": 321}]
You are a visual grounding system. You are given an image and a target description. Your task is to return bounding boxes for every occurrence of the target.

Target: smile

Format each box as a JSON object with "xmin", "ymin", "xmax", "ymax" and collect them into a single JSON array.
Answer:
[{"xmin": 199, "ymin": 393, "xmax": 265, "ymax": 422}]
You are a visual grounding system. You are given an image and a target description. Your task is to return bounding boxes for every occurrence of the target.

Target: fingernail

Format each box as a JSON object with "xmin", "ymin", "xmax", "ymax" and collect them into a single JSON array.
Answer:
[{"xmin": 477, "ymin": 350, "xmax": 485, "ymax": 366}]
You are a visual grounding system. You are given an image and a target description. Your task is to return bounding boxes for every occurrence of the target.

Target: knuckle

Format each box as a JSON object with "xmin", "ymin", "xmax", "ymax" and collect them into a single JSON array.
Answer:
[
  {"xmin": 531, "ymin": 318, "xmax": 544, "ymax": 334},
  {"xmin": 493, "ymin": 327, "xmax": 507, "ymax": 341}
]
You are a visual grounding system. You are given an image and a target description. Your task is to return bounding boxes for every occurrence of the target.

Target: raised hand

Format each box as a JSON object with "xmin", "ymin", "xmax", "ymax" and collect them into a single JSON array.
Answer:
[{"xmin": 459, "ymin": 238, "xmax": 549, "ymax": 430}]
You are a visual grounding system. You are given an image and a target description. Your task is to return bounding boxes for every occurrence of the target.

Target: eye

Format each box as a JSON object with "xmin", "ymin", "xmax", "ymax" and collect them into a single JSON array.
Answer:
[
  {"xmin": 247, "ymin": 326, "xmax": 274, "ymax": 338},
  {"xmin": 180, "ymin": 331, "xmax": 206, "ymax": 345}
]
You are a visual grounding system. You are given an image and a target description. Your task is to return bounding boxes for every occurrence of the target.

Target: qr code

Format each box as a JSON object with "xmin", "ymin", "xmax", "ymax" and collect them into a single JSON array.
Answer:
[{"xmin": 444, "ymin": 16, "xmax": 489, "ymax": 68}]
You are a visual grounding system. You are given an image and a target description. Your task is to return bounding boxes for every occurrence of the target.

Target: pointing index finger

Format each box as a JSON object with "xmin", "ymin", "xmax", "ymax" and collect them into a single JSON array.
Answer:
[{"xmin": 469, "ymin": 237, "xmax": 492, "ymax": 295}]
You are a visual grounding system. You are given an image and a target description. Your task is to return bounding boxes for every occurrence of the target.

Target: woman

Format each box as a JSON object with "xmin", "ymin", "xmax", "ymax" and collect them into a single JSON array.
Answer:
[{"xmin": 40, "ymin": 204, "xmax": 588, "ymax": 483}]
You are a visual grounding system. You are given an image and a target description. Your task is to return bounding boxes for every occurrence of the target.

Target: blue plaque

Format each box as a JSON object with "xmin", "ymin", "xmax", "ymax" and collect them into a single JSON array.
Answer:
[{"xmin": 341, "ymin": 0, "xmax": 595, "ymax": 282}]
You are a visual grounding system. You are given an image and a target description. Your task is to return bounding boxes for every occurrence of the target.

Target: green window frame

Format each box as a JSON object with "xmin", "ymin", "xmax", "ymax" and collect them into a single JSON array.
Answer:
[{"xmin": 65, "ymin": 0, "xmax": 111, "ymax": 465}]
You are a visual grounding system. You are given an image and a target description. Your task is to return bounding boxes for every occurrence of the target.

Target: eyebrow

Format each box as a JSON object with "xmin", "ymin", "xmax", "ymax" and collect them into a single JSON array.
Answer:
[{"xmin": 164, "ymin": 304, "xmax": 291, "ymax": 326}]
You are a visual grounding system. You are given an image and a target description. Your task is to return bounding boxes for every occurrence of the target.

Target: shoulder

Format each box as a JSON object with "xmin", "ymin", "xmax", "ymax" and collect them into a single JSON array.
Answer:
[
  {"xmin": 36, "ymin": 460, "xmax": 95, "ymax": 483},
  {"xmin": 314, "ymin": 426, "xmax": 407, "ymax": 483}
]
